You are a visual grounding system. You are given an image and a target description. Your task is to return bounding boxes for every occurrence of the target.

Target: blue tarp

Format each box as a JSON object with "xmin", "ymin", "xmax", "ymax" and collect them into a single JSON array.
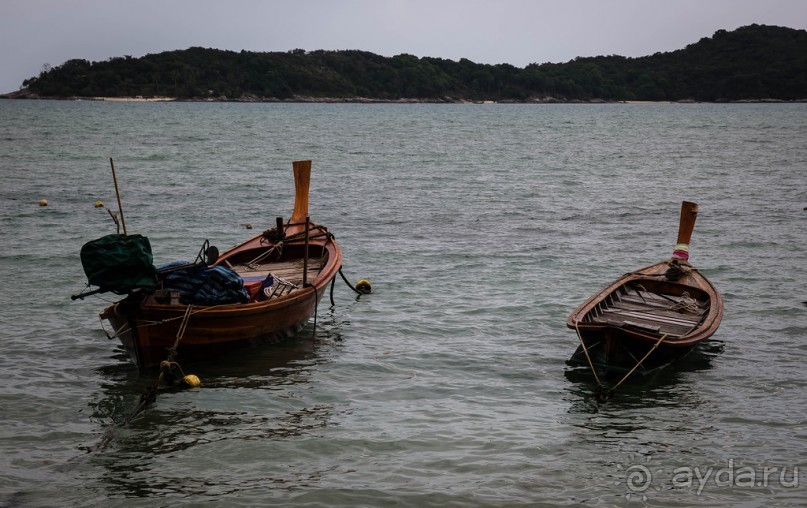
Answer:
[{"xmin": 159, "ymin": 261, "xmax": 249, "ymax": 305}]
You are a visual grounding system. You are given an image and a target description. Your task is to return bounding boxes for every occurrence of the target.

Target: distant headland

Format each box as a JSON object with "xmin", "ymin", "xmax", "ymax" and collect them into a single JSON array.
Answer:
[{"xmin": 3, "ymin": 24, "xmax": 806, "ymax": 104}]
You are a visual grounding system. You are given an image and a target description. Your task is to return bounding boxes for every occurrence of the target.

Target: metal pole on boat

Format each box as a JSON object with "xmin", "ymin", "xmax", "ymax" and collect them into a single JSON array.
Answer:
[
  {"xmin": 303, "ymin": 216, "xmax": 310, "ymax": 286},
  {"xmin": 109, "ymin": 158, "xmax": 127, "ymax": 235}
]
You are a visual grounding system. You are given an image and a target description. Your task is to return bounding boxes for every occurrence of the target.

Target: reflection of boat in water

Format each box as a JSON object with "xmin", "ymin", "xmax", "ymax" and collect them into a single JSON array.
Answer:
[
  {"xmin": 87, "ymin": 324, "xmax": 344, "ymax": 458},
  {"xmin": 79, "ymin": 160, "xmax": 343, "ymax": 370},
  {"xmin": 566, "ymin": 201, "xmax": 724, "ymax": 382}
]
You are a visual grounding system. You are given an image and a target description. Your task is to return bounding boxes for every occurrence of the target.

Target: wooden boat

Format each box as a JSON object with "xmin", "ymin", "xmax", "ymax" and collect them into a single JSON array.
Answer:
[
  {"xmin": 566, "ymin": 201, "xmax": 723, "ymax": 377},
  {"xmin": 96, "ymin": 160, "xmax": 342, "ymax": 370}
]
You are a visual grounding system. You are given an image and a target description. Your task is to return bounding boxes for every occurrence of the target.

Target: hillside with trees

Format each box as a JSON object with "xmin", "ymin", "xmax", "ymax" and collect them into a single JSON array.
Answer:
[{"xmin": 9, "ymin": 24, "xmax": 807, "ymax": 102}]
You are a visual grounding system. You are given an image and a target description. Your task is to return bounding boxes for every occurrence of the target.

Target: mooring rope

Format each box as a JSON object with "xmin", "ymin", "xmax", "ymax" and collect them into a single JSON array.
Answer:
[
  {"xmin": 106, "ymin": 304, "xmax": 217, "ymax": 337},
  {"xmin": 607, "ymin": 333, "xmax": 669, "ymax": 396},
  {"xmin": 573, "ymin": 319, "xmax": 604, "ymax": 389},
  {"xmin": 119, "ymin": 304, "xmax": 194, "ymax": 426},
  {"xmin": 99, "ymin": 315, "xmax": 129, "ymax": 340},
  {"xmin": 245, "ymin": 242, "xmax": 283, "ymax": 269},
  {"xmin": 338, "ymin": 267, "xmax": 364, "ymax": 295},
  {"xmin": 575, "ymin": 318, "xmax": 672, "ymax": 402},
  {"xmin": 669, "ymin": 292, "xmax": 701, "ymax": 313},
  {"xmin": 311, "ymin": 284, "xmax": 319, "ymax": 337}
]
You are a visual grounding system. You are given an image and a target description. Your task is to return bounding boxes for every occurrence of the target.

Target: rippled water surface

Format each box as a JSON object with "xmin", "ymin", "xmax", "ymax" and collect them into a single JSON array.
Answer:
[{"xmin": 1, "ymin": 100, "xmax": 806, "ymax": 506}]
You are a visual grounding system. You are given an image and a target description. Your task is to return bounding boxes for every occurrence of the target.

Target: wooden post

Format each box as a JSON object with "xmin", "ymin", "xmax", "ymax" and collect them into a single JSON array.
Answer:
[
  {"xmin": 303, "ymin": 216, "xmax": 310, "ymax": 286},
  {"xmin": 276, "ymin": 216, "xmax": 284, "ymax": 238},
  {"xmin": 110, "ymin": 158, "xmax": 127, "ymax": 235}
]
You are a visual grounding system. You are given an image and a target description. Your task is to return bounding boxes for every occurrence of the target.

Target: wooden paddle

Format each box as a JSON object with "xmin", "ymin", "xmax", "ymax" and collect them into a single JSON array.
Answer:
[{"xmin": 672, "ymin": 201, "xmax": 698, "ymax": 261}]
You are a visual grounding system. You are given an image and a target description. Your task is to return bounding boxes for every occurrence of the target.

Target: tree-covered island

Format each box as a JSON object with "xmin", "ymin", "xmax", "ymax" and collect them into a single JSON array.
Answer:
[{"xmin": 6, "ymin": 24, "xmax": 806, "ymax": 103}]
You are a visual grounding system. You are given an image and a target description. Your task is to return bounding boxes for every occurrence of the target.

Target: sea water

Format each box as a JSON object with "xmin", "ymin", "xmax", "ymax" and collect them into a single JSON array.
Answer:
[{"xmin": 0, "ymin": 99, "xmax": 805, "ymax": 506}]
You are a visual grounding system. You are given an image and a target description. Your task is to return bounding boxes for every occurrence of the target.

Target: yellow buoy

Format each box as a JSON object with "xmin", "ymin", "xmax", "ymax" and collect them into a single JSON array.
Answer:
[
  {"xmin": 94, "ymin": 201, "xmax": 104, "ymax": 208},
  {"xmin": 182, "ymin": 374, "xmax": 201, "ymax": 388},
  {"xmin": 38, "ymin": 199, "xmax": 48, "ymax": 207},
  {"xmin": 356, "ymin": 279, "xmax": 372, "ymax": 294}
]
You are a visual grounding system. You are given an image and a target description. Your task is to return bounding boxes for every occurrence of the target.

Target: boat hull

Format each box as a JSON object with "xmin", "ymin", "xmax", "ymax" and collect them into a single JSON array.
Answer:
[
  {"xmin": 103, "ymin": 284, "xmax": 328, "ymax": 368},
  {"xmin": 566, "ymin": 331, "xmax": 697, "ymax": 376}
]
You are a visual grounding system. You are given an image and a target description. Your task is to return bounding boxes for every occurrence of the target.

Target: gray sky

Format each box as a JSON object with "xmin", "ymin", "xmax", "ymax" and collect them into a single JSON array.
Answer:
[{"xmin": 2, "ymin": 0, "xmax": 806, "ymax": 93}]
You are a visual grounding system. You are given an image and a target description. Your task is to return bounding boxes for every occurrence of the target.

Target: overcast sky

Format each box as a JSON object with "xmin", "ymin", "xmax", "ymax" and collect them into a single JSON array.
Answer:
[{"xmin": 2, "ymin": 0, "xmax": 806, "ymax": 93}]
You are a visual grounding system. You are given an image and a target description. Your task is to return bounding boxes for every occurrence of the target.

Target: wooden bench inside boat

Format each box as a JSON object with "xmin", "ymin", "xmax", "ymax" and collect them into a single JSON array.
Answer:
[
  {"xmin": 231, "ymin": 257, "xmax": 324, "ymax": 300},
  {"xmin": 586, "ymin": 283, "xmax": 709, "ymax": 338}
]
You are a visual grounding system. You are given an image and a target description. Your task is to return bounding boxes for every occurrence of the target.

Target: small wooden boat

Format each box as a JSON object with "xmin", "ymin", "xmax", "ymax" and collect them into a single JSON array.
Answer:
[
  {"xmin": 93, "ymin": 160, "xmax": 342, "ymax": 370},
  {"xmin": 566, "ymin": 201, "xmax": 723, "ymax": 378}
]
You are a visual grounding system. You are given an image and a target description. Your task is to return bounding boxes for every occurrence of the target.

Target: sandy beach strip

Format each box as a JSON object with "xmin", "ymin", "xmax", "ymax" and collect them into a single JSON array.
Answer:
[{"xmin": 91, "ymin": 96, "xmax": 176, "ymax": 102}]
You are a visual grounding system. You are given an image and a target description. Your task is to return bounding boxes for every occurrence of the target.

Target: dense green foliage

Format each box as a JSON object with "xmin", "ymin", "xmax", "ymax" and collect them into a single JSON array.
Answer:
[{"xmin": 18, "ymin": 24, "xmax": 807, "ymax": 101}]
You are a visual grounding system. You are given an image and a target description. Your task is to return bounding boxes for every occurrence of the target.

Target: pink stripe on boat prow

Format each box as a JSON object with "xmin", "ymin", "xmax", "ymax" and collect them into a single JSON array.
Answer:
[{"xmin": 672, "ymin": 243, "xmax": 689, "ymax": 260}]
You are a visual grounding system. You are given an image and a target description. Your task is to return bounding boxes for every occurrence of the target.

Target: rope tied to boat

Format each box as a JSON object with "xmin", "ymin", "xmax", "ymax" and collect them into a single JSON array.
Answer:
[
  {"xmin": 262, "ymin": 227, "xmax": 284, "ymax": 244},
  {"xmin": 669, "ymin": 292, "xmax": 701, "ymax": 313},
  {"xmin": 99, "ymin": 314, "xmax": 128, "ymax": 340},
  {"xmin": 329, "ymin": 267, "xmax": 372, "ymax": 307},
  {"xmin": 634, "ymin": 284, "xmax": 702, "ymax": 315},
  {"xmin": 598, "ymin": 334, "xmax": 670, "ymax": 402},
  {"xmin": 664, "ymin": 259, "xmax": 691, "ymax": 281},
  {"xmin": 105, "ymin": 304, "xmax": 218, "ymax": 337},
  {"xmin": 245, "ymin": 242, "xmax": 283, "ymax": 269},
  {"xmin": 575, "ymin": 316, "xmax": 672, "ymax": 403},
  {"xmin": 573, "ymin": 319, "xmax": 604, "ymax": 389},
  {"xmin": 120, "ymin": 304, "xmax": 197, "ymax": 425},
  {"xmin": 261, "ymin": 222, "xmax": 333, "ymax": 245}
]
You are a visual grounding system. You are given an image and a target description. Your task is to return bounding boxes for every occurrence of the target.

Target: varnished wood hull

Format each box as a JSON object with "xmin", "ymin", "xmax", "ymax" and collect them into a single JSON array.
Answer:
[
  {"xmin": 566, "ymin": 259, "xmax": 723, "ymax": 373},
  {"xmin": 101, "ymin": 230, "xmax": 341, "ymax": 369}
]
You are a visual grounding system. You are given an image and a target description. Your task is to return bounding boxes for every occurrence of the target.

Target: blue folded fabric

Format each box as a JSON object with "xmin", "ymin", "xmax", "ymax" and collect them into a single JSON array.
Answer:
[{"xmin": 159, "ymin": 260, "xmax": 249, "ymax": 305}]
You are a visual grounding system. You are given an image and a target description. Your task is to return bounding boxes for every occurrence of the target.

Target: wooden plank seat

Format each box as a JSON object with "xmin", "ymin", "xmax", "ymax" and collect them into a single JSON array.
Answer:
[
  {"xmin": 231, "ymin": 258, "xmax": 323, "ymax": 300},
  {"xmin": 587, "ymin": 286, "xmax": 707, "ymax": 337}
]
